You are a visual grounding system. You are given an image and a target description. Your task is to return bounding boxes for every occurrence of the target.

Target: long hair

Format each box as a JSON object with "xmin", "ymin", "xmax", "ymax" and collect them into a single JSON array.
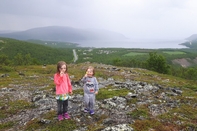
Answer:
[{"xmin": 56, "ymin": 61, "xmax": 68, "ymax": 74}]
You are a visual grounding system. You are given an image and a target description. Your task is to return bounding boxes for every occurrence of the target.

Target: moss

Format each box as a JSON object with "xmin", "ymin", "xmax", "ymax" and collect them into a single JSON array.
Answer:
[
  {"xmin": 0, "ymin": 121, "xmax": 15, "ymax": 130},
  {"xmin": 1, "ymin": 63, "xmax": 197, "ymax": 130},
  {"xmin": 171, "ymin": 105, "xmax": 197, "ymax": 120},
  {"xmin": 24, "ymin": 111, "xmax": 78, "ymax": 131},
  {"xmin": 157, "ymin": 104, "xmax": 197, "ymax": 130},
  {"xmin": 96, "ymin": 85, "xmax": 130, "ymax": 100},
  {"xmin": 0, "ymin": 97, "xmax": 35, "ymax": 119},
  {"xmin": 2, "ymin": 100, "xmax": 35, "ymax": 117},
  {"xmin": 127, "ymin": 97, "xmax": 137, "ymax": 105},
  {"xmin": 73, "ymin": 88, "xmax": 83, "ymax": 95},
  {"xmin": 85, "ymin": 114, "xmax": 108, "ymax": 131},
  {"xmin": 127, "ymin": 105, "xmax": 149, "ymax": 119},
  {"xmin": 133, "ymin": 119, "xmax": 179, "ymax": 131},
  {"xmin": 48, "ymin": 120, "xmax": 77, "ymax": 131},
  {"xmin": 45, "ymin": 120, "xmax": 78, "ymax": 131}
]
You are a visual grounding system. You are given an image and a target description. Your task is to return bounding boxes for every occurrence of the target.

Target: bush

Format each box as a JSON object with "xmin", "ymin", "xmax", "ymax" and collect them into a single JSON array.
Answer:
[{"xmin": 146, "ymin": 52, "xmax": 169, "ymax": 74}]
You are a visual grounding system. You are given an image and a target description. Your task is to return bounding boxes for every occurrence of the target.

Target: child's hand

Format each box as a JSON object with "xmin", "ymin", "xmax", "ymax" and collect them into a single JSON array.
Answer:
[
  {"xmin": 60, "ymin": 71, "xmax": 64, "ymax": 77},
  {"xmin": 84, "ymin": 72, "xmax": 88, "ymax": 77},
  {"xmin": 69, "ymin": 91, "xmax": 73, "ymax": 95},
  {"xmin": 95, "ymin": 91, "xmax": 98, "ymax": 95}
]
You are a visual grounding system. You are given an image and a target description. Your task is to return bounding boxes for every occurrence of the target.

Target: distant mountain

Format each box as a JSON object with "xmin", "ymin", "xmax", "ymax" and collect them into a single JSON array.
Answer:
[
  {"xmin": 0, "ymin": 26, "xmax": 127, "ymax": 42},
  {"xmin": 186, "ymin": 34, "xmax": 197, "ymax": 41},
  {"xmin": 179, "ymin": 34, "xmax": 197, "ymax": 48},
  {"xmin": 0, "ymin": 30, "xmax": 18, "ymax": 34}
]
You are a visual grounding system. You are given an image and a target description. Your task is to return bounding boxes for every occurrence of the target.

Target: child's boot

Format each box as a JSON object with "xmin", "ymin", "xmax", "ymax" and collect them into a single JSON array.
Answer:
[
  {"xmin": 58, "ymin": 114, "xmax": 63, "ymax": 121},
  {"xmin": 64, "ymin": 113, "xmax": 70, "ymax": 119},
  {"xmin": 84, "ymin": 108, "xmax": 89, "ymax": 113},
  {"xmin": 89, "ymin": 110, "xmax": 95, "ymax": 115}
]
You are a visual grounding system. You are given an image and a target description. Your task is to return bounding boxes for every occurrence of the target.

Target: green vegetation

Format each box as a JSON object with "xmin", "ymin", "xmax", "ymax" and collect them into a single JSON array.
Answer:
[
  {"xmin": 96, "ymin": 85, "xmax": 130, "ymax": 100},
  {"xmin": 0, "ymin": 122, "xmax": 15, "ymax": 131},
  {"xmin": 123, "ymin": 52, "xmax": 148, "ymax": 56},
  {"xmin": 0, "ymin": 63, "xmax": 197, "ymax": 130},
  {"xmin": 127, "ymin": 105, "xmax": 149, "ymax": 119},
  {"xmin": 27, "ymin": 39, "xmax": 79, "ymax": 48},
  {"xmin": 0, "ymin": 99, "xmax": 35, "ymax": 119},
  {"xmin": 163, "ymin": 51, "xmax": 186, "ymax": 55},
  {"xmin": 24, "ymin": 111, "xmax": 78, "ymax": 131},
  {"xmin": 180, "ymin": 40, "xmax": 197, "ymax": 48},
  {"xmin": 0, "ymin": 37, "xmax": 73, "ymax": 65},
  {"xmin": 146, "ymin": 52, "xmax": 169, "ymax": 74},
  {"xmin": 1, "ymin": 37, "xmax": 197, "ymax": 130},
  {"xmin": 1, "ymin": 37, "xmax": 197, "ymax": 81}
]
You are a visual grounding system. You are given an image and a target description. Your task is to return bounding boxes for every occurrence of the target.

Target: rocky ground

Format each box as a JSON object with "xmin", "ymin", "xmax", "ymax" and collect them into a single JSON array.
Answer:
[{"xmin": 0, "ymin": 64, "xmax": 197, "ymax": 131}]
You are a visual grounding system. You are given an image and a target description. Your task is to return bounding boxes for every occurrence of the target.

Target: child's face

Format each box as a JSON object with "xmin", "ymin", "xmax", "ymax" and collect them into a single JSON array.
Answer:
[
  {"xmin": 86, "ymin": 68, "xmax": 93, "ymax": 76},
  {"xmin": 59, "ymin": 64, "xmax": 66, "ymax": 72}
]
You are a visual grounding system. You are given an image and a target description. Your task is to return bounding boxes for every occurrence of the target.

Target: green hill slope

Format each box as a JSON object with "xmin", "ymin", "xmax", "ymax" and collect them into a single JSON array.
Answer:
[
  {"xmin": 0, "ymin": 37, "xmax": 74, "ymax": 64},
  {"xmin": 0, "ymin": 63, "xmax": 197, "ymax": 130},
  {"xmin": 180, "ymin": 40, "xmax": 197, "ymax": 48}
]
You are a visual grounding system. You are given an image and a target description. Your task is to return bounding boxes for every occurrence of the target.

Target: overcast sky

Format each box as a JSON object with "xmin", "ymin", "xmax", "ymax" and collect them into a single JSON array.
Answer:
[{"xmin": 0, "ymin": 0, "xmax": 197, "ymax": 40}]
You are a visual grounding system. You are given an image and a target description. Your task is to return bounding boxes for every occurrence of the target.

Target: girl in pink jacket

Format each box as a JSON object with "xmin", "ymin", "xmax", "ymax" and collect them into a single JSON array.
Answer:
[{"xmin": 54, "ymin": 61, "xmax": 72, "ymax": 121}]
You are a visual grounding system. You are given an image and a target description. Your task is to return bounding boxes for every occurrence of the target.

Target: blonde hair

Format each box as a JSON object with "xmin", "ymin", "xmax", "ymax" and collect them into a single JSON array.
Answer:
[{"xmin": 86, "ymin": 66, "xmax": 95, "ymax": 76}]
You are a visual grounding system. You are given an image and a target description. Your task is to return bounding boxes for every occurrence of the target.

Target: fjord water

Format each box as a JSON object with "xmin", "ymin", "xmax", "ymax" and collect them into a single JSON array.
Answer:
[{"xmin": 76, "ymin": 39, "xmax": 188, "ymax": 49}]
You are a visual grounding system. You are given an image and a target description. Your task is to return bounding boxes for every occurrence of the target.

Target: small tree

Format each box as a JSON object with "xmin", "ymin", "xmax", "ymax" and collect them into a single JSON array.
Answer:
[
  {"xmin": 113, "ymin": 58, "xmax": 123, "ymax": 66},
  {"xmin": 146, "ymin": 52, "xmax": 169, "ymax": 74},
  {"xmin": 0, "ymin": 54, "xmax": 11, "ymax": 66},
  {"xmin": 185, "ymin": 68, "xmax": 197, "ymax": 80},
  {"xmin": 23, "ymin": 54, "xmax": 32, "ymax": 65},
  {"xmin": 13, "ymin": 53, "xmax": 39, "ymax": 65},
  {"xmin": 14, "ymin": 53, "xmax": 24, "ymax": 65}
]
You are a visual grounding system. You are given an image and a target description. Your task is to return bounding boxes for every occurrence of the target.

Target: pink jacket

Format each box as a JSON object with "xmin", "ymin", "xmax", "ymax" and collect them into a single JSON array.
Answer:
[{"xmin": 54, "ymin": 73, "xmax": 72, "ymax": 95}]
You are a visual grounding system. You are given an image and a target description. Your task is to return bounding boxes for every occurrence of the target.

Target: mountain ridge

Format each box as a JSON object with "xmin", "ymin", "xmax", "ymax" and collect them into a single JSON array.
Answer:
[
  {"xmin": 186, "ymin": 34, "xmax": 197, "ymax": 41},
  {"xmin": 0, "ymin": 26, "xmax": 127, "ymax": 42}
]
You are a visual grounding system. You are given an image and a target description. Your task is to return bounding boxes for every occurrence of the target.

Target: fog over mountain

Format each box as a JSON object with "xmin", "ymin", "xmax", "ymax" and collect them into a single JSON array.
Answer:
[
  {"xmin": 186, "ymin": 34, "xmax": 197, "ymax": 41},
  {"xmin": 1, "ymin": 1, "xmax": 197, "ymax": 40},
  {"xmin": 0, "ymin": 26, "xmax": 127, "ymax": 42}
]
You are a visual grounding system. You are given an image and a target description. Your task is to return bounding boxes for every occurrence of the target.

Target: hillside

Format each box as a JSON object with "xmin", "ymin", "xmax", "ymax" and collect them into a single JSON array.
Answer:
[
  {"xmin": 180, "ymin": 40, "xmax": 197, "ymax": 49},
  {"xmin": 1, "ymin": 37, "xmax": 197, "ymax": 69},
  {"xmin": 179, "ymin": 34, "xmax": 197, "ymax": 49},
  {"xmin": 0, "ymin": 37, "xmax": 74, "ymax": 64},
  {"xmin": 0, "ymin": 26, "xmax": 127, "ymax": 42},
  {"xmin": 185, "ymin": 34, "xmax": 197, "ymax": 41},
  {"xmin": 0, "ymin": 63, "xmax": 197, "ymax": 131}
]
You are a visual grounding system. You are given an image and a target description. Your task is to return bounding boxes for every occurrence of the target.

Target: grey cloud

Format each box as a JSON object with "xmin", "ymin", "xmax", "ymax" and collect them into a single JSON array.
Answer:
[{"xmin": 0, "ymin": 0, "xmax": 197, "ymax": 39}]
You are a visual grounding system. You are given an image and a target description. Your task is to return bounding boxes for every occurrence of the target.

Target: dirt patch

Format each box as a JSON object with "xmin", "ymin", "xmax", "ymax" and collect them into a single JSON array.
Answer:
[
  {"xmin": 193, "ymin": 57, "xmax": 197, "ymax": 64},
  {"xmin": 172, "ymin": 57, "xmax": 197, "ymax": 67}
]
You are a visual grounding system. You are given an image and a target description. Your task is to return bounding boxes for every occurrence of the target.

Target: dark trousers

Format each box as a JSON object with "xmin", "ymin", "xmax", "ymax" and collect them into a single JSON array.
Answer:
[{"xmin": 57, "ymin": 99, "xmax": 68, "ymax": 115}]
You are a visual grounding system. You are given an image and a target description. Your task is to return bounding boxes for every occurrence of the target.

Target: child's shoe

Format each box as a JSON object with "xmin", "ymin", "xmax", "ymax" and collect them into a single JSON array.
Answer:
[
  {"xmin": 84, "ymin": 108, "xmax": 89, "ymax": 113},
  {"xmin": 64, "ymin": 113, "xmax": 70, "ymax": 119},
  {"xmin": 89, "ymin": 110, "xmax": 94, "ymax": 115},
  {"xmin": 58, "ymin": 114, "xmax": 63, "ymax": 121}
]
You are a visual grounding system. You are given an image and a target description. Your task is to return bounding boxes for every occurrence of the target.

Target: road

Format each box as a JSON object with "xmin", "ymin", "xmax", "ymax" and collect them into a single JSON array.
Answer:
[{"xmin": 73, "ymin": 49, "xmax": 78, "ymax": 63}]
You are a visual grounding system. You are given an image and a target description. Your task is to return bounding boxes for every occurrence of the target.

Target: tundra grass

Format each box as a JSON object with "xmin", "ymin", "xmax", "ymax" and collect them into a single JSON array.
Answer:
[
  {"xmin": 96, "ymin": 85, "xmax": 130, "ymax": 100},
  {"xmin": 123, "ymin": 52, "xmax": 147, "ymax": 56},
  {"xmin": 163, "ymin": 51, "xmax": 186, "ymax": 55},
  {"xmin": 0, "ymin": 121, "xmax": 15, "ymax": 130},
  {"xmin": 127, "ymin": 105, "xmax": 149, "ymax": 119},
  {"xmin": 1, "ymin": 63, "xmax": 197, "ymax": 131},
  {"xmin": 24, "ymin": 111, "xmax": 78, "ymax": 131},
  {"xmin": 0, "ymin": 99, "xmax": 35, "ymax": 119}
]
